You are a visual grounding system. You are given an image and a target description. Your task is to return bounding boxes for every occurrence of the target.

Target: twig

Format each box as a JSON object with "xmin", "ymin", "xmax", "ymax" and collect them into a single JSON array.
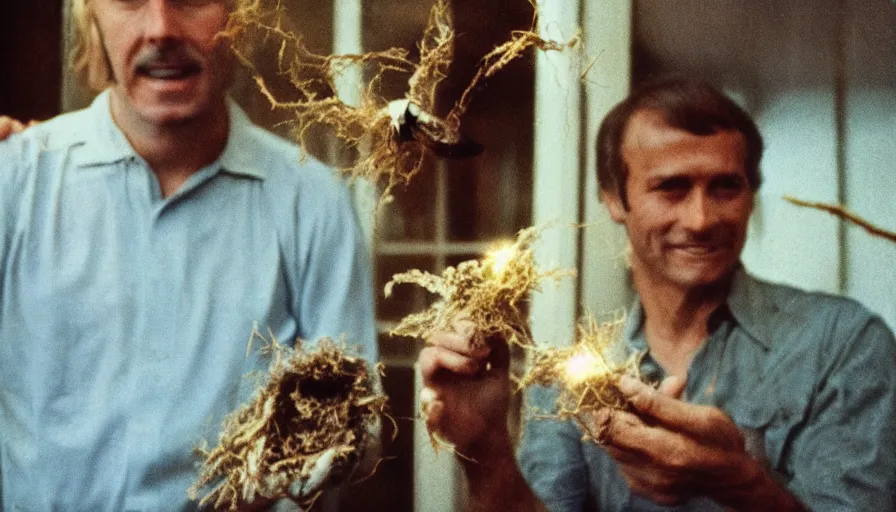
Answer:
[{"xmin": 784, "ymin": 196, "xmax": 896, "ymax": 244}]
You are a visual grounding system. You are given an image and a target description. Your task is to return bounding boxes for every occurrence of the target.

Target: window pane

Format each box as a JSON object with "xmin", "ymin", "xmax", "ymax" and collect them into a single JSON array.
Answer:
[{"xmin": 378, "ymin": 166, "xmax": 439, "ymax": 241}]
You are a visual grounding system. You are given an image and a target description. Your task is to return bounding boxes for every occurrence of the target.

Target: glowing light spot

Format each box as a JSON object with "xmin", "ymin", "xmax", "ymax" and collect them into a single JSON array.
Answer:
[
  {"xmin": 486, "ymin": 244, "xmax": 517, "ymax": 275},
  {"xmin": 564, "ymin": 351, "xmax": 606, "ymax": 386}
]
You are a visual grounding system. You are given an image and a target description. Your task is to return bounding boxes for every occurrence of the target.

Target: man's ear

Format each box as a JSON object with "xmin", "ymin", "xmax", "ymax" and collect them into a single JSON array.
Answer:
[{"xmin": 601, "ymin": 189, "xmax": 626, "ymax": 224}]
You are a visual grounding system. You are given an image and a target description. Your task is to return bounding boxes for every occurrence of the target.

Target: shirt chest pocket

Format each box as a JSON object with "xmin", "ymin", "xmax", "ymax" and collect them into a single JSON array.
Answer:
[{"xmin": 732, "ymin": 386, "xmax": 812, "ymax": 478}]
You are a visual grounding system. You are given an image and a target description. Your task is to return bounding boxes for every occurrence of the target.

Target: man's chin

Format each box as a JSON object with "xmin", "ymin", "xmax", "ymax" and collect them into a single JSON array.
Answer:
[
  {"xmin": 138, "ymin": 103, "xmax": 206, "ymax": 127},
  {"xmin": 671, "ymin": 266, "xmax": 736, "ymax": 290}
]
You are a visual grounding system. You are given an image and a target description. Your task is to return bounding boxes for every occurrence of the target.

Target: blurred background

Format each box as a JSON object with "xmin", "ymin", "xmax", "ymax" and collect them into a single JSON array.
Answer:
[{"xmin": 2, "ymin": 0, "xmax": 894, "ymax": 510}]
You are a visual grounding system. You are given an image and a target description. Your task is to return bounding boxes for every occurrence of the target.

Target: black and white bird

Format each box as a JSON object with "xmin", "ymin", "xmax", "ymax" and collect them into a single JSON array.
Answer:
[{"xmin": 385, "ymin": 98, "xmax": 483, "ymax": 159}]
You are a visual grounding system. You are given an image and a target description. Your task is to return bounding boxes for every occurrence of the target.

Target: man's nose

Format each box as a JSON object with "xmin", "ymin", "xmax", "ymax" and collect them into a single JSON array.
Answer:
[
  {"xmin": 143, "ymin": 0, "xmax": 183, "ymax": 41},
  {"xmin": 681, "ymin": 191, "xmax": 719, "ymax": 231}
]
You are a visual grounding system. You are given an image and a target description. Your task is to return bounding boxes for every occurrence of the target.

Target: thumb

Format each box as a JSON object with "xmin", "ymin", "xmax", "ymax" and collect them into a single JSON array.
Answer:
[{"xmin": 657, "ymin": 375, "xmax": 686, "ymax": 399}]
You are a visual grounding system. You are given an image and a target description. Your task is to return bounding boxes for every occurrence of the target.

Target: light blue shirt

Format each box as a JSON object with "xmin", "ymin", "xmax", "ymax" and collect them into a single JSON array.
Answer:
[
  {"xmin": 520, "ymin": 268, "xmax": 896, "ymax": 511},
  {"xmin": 0, "ymin": 91, "xmax": 376, "ymax": 511}
]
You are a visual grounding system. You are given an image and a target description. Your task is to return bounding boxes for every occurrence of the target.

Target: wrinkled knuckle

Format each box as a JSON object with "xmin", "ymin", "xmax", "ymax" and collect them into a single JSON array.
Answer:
[
  {"xmin": 418, "ymin": 346, "xmax": 437, "ymax": 364},
  {"xmin": 639, "ymin": 471, "xmax": 674, "ymax": 496},
  {"xmin": 666, "ymin": 448, "xmax": 692, "ymax": 471},
  {"xmin": 418, "ymin": 348, "xmax": 443, "ymax": 379},
  {"xmin": 632, "ymin": 389, "xmax": 656, "ymax": 412},
  {"xmin": 704, "ymin": 407, "xmax": 729, "ymax": 425},
  {"xmin": 425, "ymin": 331, "xmax": 451, "ymax": 347}
]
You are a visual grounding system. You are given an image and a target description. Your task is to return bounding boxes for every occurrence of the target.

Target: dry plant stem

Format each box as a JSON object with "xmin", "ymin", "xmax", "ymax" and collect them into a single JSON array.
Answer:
[
  {"xmin": 189, "ymin": 332, "xmax": 387, "ymax": 511},
  {"xmin": 784, "ymin": 195, "xmax": 896, "ymax": 243},
  {"xmin": 519, "ymin": 314, "xmax": 640, "ymax": 444},
  {"xmin": 448, "ymin": 31, "xmax": 578, "ymax": 127},
  {"xmin": 225, "ymin": 0, "xmax": 575, "ymax": 205},
  {"xmin": 385, "ymin": 227, "xmax": 572, "ymax": 349}
]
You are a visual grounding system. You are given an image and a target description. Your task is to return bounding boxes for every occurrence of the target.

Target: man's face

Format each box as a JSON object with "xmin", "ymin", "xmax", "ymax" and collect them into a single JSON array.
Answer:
[
  {"xmin": 93, "ymin": 0, "xmax": 233, "ymax": 126},
  {"xmin": 604, "ymin": 109, "xmax": 754, "ymax": 290}
]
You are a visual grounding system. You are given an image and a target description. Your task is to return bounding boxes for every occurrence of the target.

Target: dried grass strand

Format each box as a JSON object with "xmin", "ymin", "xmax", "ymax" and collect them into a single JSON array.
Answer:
[
  {"xmin": 385, "ymin": 227, "xmax": 573, "ymax": 349},
  {"xmin": 225, "ymin": 0, "xmax": 575, "ymax": 206},
  {"xmin": 519, "ymin": 313, "xmax": 641, "ymax": 444},
  {"xmin": 784, "ymin": 195, "xmax": 896, "ymax": 243}
]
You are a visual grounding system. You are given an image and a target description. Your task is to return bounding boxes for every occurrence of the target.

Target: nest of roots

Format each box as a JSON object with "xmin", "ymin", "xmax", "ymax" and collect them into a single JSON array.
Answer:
[
  {"xmin": 225, "ymin": 0, "xmax": 576, "ymax": 202},
  {"xmin": 189, "ymin": 335, "xmax": 386, "ymax": 511},
  {"xmin": 519, "ymin": 314, "xmax": 641, "ymax": 443},
  {"xmin": 385, "ymin": 227, "xmax": 571, "ymax": 349}
]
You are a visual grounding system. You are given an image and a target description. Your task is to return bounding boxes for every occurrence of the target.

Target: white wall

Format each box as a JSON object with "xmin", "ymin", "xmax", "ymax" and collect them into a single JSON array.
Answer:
[{"xmin": 631, "ymin": 0, "xmax": 896, "ymax": 330}]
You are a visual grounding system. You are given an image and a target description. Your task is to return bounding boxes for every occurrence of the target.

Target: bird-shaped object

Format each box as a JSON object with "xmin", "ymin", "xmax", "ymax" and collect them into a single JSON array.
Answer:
[{"xmin": 385, "ymin": 98, "xmax": 483, "ymax": 160}]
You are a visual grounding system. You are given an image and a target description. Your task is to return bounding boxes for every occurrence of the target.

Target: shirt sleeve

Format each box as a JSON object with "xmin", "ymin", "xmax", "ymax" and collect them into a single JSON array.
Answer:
[
  {"xmin": 518, "ymin": 385, "xmax": 591, "ymax": 512},
  {"xmin": 292, "ymin": 174, "xmax": 377, "ymax": 362},
  {"xmin": 0, "ymin": 134, "xmax": 26, "ymax": 303},
  {"xmin": 788, "ymin": 313, "xmax": 896, "ymax": 510}
]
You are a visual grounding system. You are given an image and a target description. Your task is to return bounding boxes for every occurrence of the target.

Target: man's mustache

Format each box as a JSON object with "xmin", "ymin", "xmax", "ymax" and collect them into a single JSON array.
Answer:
[{"xmin": 134, "ymin": 44, "xmax": 203, "ymax": 72}]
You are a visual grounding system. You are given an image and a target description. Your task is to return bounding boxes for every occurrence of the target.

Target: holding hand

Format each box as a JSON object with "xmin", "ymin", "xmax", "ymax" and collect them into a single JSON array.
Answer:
[
  {"xmin": 596, "ymin": 376, "xmax": 805, "ymax": 511},
  {"xmin": 418, "ymin": 318, "xmax": 512, "ymax": 458},
  {"xmin": 0, "ymin": 116, "xmax": 35, "ymax": 140}
]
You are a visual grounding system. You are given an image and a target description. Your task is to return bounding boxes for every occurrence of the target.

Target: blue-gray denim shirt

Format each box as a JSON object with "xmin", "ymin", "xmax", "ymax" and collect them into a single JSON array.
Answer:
[{"xmin": 519, "ymin": 269, "xmax": 896, "ymax": 511}]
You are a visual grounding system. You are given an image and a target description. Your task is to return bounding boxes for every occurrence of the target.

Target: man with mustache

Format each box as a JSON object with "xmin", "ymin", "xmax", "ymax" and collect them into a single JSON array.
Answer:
[
  {"xmin": 419, "ymin": 78, "xmax": 896, "ymax": 511},
  {"xmin": 0, "ymin": 0, "xmax": 375, "ymax": 510}
]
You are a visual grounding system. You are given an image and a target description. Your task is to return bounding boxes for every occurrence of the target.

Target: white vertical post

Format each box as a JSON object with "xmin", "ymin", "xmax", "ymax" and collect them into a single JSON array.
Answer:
[
  {"xmin": 332, "ymin": 0, "xmax": 363, "ymax": 107},
  {"xmin": 333, "ymin": 0, "xmax": 377, "ymax": 244},
  {"xmin": 414, "ymin": 364, "xmax": 460, "ymax": 512},
  {"xmin": 579, "ymin": 0, "xmax": 634, "ymax": 318},
  {"xmin": 530, "ymin": 0, "xmax": 584, "ymax": 348}
]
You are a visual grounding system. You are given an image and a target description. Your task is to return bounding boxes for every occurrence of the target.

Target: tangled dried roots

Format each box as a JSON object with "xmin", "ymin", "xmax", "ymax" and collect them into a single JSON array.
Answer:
[
  {"xmin": 189, "ymin": 336, "xmax": 386, "ymax": 511},
  {"xmin": 224, "ymin": 0, "xmax": 576, "ymax": 204},
  {"xmin": 520, "ymin": 314, "xmax": 641, "ymax": 443},
  {"xmin": 385, "ymin": 227, "xmax": 572, "ymax": 349}
]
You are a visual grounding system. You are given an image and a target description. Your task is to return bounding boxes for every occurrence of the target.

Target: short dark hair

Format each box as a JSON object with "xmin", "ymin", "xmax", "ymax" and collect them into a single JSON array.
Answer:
[{"xmin": 596, "ymin": 77, "xmax": 763, "ymax": 208}]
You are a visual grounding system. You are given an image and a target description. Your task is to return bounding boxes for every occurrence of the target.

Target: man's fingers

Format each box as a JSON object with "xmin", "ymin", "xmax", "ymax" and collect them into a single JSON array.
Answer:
[
  {"xmin": 618, "ymin": 375, "xmax": 726, "ymax": 439},
  {"xmin": 420, "ymin": 388, "xmax": 445, "ymax": 428},
  {"xmin": 298, "ymin": 447, "xmax": 337, "ymax": 498},
  {"xmin": 427, "ymin": 329, "xmax": 490, "ymax": 358},
  {"xmin": 450, "ymin": 317, "xmax": 476, "ymax": 339},
  {"xmin": 419, "ymin": 345, "xmax": 481, "ymax": 383},
  {"xmin": 0, "ymin": 116, "xmax": 26, "ymax": 140}
]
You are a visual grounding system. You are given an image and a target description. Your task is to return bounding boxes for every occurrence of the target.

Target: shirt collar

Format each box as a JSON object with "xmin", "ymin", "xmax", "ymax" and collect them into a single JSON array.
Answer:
[
  {"xmin": 623, "ymin": 265, "xmax": 773, "ymax": 354},
  {"xmin": 72, "ymin": 90, "xmax": 136, "ymax": 168},
  {"xmin": 725, "ymin": 266, "xmax": 774, "ymax": 349},
  {"xmin": 73, "ymin": 90, "xmax": 268, "ymax": 181},
  {"xmin": 216, "ymin": 98, "xmax": 268, "ymax": 180}
]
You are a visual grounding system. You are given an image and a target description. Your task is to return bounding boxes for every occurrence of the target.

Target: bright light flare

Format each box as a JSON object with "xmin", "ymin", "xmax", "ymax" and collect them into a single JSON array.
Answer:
[
  {"xmin": 485, "ymin": 244, "xmax": 517, "ymax": 275},
  {"xmin": 564, "ymin": 351, "xmax": 608, "ymax": 386}
]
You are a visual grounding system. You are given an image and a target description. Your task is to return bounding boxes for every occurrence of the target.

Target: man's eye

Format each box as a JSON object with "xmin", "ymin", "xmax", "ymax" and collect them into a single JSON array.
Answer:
[
  {"xmin": 655, "ymin": 178, "xmax": 690, "ymax": 192},
  {"xmin": 710, "ymin": 175, "xmax": 747, "ymax": 197}
]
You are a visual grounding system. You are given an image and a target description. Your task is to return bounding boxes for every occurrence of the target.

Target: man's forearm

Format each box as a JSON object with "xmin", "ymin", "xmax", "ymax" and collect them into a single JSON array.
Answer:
[
  {"xmin": 460, "ymin": 437, "xmax": 545, "ymax": 512},
  {"xmin": 718, "ymin": 457, "xmax": 808, "ymax": 512}
]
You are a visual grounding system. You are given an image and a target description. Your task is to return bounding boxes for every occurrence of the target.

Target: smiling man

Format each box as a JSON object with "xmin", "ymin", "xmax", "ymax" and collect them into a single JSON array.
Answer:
[
  {"xmin": 0, "ymin": 0, "xmax": 375, "ymax": 510},
  {"xmin": 418, "ymin": 78, "xmax": 896, "ymax": 511}
]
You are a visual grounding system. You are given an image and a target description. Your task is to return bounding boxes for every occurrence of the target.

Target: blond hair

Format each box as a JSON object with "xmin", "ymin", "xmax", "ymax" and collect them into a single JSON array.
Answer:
[
  {"xmin": 69, "ymin": 0, "xmax": 238, "ymax": 91},
  {"xmin": 70, "ymin": 0, "xmax": 112, "ymax": 91}
]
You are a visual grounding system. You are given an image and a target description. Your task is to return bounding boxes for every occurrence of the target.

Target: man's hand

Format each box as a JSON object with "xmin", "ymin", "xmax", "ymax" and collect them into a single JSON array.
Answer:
[
  {"xmin": 597, "ymin": 375, "xmax": 806, "ymax": 511},
  {"xmin": 0, "ymin": 116, "xmax": 33, "ymax": 140},
  {"xmin": 418, "ymin": 320, "xmax": 545, "ymax": 512},
  {"xmin": 237, "ymin": 448, "xmax": 338, "ymax": 511},
  {"xmin": 418, "ymin": 319, "xmax": 512, "ymax": 457}
]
